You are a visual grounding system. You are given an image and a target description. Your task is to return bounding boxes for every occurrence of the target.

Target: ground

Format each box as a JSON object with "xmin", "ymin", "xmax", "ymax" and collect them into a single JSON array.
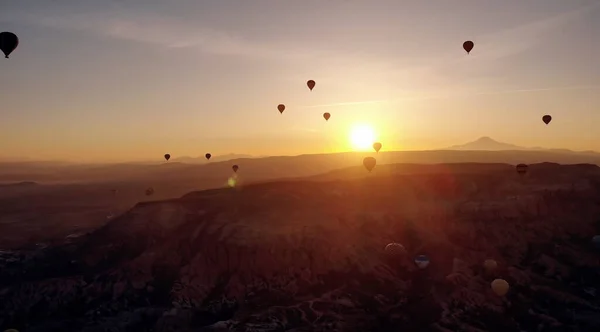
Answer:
[{"xmin": 1, "ymin": 163, "xmax": 599, "ymax": 331}]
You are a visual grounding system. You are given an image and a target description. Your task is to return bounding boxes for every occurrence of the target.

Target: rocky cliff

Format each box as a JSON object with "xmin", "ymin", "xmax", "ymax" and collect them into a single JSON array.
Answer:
[{"xmin": 1, "ymin": 163, "xmax": 599, "ymax": 331}]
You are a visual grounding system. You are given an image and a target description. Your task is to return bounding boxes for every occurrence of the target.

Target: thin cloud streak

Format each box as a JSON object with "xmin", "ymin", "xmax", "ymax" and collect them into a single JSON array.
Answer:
[
  {"xmin": 390, "ymin": 85, "xmax": 600, "ymax": 103},
  {"xmin": 422, "ymin": 3, "xmax": 600, "ymax": 71},
  {"xmin": 0, "ymin": 10, "xmax": 332, "ymax": 62},
  {"xmin": 300, "ymin": 100, "xmax": 389, "ymax": 109}
]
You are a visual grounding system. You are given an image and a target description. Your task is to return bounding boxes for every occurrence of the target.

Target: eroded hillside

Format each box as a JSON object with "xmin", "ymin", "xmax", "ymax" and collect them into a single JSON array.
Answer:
[{"xmin": 1, "ymin": 163, "xmax": 600, "ymax": 331}]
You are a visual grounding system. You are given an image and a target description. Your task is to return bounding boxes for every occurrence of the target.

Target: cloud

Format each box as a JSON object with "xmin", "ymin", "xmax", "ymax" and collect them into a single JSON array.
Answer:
[
  {"xmin": 2, "ymin": 10, "xmax": 325, "ymax": 61},
  {"xmin": 466, "ymin": 2, "xmax": 599, "ymax": 62},
  {"xmin": 300, "ymin": 99, "xmax": 389, "ymax": 109}
]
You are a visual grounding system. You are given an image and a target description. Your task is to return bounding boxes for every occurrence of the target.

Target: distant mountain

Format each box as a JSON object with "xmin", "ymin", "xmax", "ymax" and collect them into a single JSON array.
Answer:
[
  {"xmin": 445, "ymin": 137, "xmax": 528, "ymax": 151},
  {"xmin": 171, "ymin": 153, "xmax": 256, "ymax": 164},
  {"xmin": 446, "ymin": 137, "xmax": 600, "ymax": 155}
]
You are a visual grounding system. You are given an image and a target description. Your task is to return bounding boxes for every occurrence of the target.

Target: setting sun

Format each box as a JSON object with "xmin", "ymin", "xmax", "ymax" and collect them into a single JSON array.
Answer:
[{"xmin": 349, "ymin": 124, "xmax": 377, "ymax": 151}]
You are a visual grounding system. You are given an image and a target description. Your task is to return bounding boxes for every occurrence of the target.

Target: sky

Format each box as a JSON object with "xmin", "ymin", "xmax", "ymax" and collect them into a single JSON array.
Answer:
[{"xmin": 0, "ymin": 0, "xmax": 599, "ymax": 162}]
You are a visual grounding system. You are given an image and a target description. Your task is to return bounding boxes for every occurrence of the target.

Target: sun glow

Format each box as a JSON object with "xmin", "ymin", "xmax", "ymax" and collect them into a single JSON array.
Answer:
[{"xmin": 349, "ymin": 124, "xmax": 376, "ymax": 151}]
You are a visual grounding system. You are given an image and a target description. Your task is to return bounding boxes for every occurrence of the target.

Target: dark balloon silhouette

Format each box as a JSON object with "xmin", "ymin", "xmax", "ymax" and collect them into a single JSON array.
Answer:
[
  {"xmin": 277, "ymin": 104, "xmax": 285, "ymax": 114},
  {"xmin": 463, "ymin": 40, "xmax": 474, "ymax": 54},
  {"xmin": 385, "ymin": 242, "xmax": 406, "ymax": 255},
  {"xmin": 516, "ymin": 163, "xmax": 528, "ymax": 176},
  {"xmin": 373, "ymin": 142, "xmax": 382, "ymax": 153},
  {"xmin": 323, "ymin": 112, "xmax": 330, "ymax": 121},
  {"xmin": 164, "ymin": 154, "xmax": 171, "ymax": 161},
  {"xmin": 205, "ymin": 153, "xmax": 211, "ymax": 160},
  {"xmin": 542, "ymin": 115, "xmax": 552, "ymax": 125},
  {"xmin": 145, "ymin": 187, "xmax": 154, "ymax": 196},
  {"xmin": 0, "ymin": 32, "xmax": 19, "ymax": 58},
  {"xmin": 414, "ymin": 255, "xmax": 430, "ymax": 269},
  {"xmin": 363, "ymin": 157, "xmax": 376, "ymax": 172},
  {"xmin": 491, "ymin": 279, "xmax": 510, "ymax": 296},
  {"xmin": 307, "ymin": 80, "xmax": 315, "ymax": 91},
  {"xmin": 232, "ymin": 165, "xmax": 239, "ymax": 173},
  {"xmin": 593, "ymin": 235, "xmax": 600, "ymax": 248}
]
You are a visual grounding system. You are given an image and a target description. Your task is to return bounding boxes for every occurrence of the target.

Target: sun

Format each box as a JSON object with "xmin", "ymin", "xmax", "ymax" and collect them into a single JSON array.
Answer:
[{"xmin": 349, "ymin": 124, "xmax": 376, "ymax": 151}]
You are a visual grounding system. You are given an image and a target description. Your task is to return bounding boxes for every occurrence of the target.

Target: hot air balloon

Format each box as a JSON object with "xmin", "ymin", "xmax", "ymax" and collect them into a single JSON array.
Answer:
[
  {"xmin": 463, "ymin": 40, "xmax": 474, "ymax": 54},
  {"xmin": 592, "ymin": 235, "xmax": 600, "ymax": 248},
  {"xmin": 385, "ymin": 242, "xmax": 406, "ymax": 255},
  {"xmin": 491, "ymin": 279, "xmax": 510, "ymax": 296},
  {"xmin": 363, "ymin": 157, "xmax": 376, "ymax": 172},
  {"xmin": 323, "ymin": 112, "xmax": 330, "ymax": 121},
  {"xmin": 307, "ymin": 80, "xmax": 315, "ymax": 91},
  {"xmin": 483, "ymin": 259, "xmax": 498, "ymax": 272},
  {"xmin": 277, "ymin": 104, "xmax": 285, "ymax": 114},
  {"xmin": 232, "ymin": 165, "xmax": 239, "ymax": 173},
  {"xmin": 145, "ymin": 187, "xmax": 154, "ymax": 196},
  {"xmin": 414, "ymin": 255, "xmax": 430, "ymax": 269},
  {"xmin": 164, "ymin": 154, "xmax": 171, "ymax": 161},
  {"xmin": 0, "ymin": 32, "xmax": 19, "ymax": 58},
  {"xmin": 516, "ymin": 163, "xmax": 528, "ymax": 176},
  {"xmin": 205, "ymin": 153, "xmax": 211, "ymax": 160},
  {"xmin": 373, "ymin": 142, "xmax": 382, "ymax": 153},
  {"xmin": 542, "ymin": 115, "xmax": 552, "ymax": 125}
]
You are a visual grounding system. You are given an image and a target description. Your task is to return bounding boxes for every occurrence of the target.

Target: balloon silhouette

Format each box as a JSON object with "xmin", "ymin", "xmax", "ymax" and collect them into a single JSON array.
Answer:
[
  {"xmin": 463, "ymin": 40, "xmax": 474, "ymax": 54},
  {"xmin": 516, "ymin": 163, "xmax": 528, "ymax": 176},
  {"xmin": 323, "ymin": 112, "xmax": 330, "ymax": 121},
  {"xmin": 483, "ymin": 259, "xmax": 497, "ymax": 272},
  {"xmin": 205, "ymin": 153, "xmax": 211, "ymax": 160},
  {"xmin": 164, "ymin": 154, "xmax": 171, "ymax": 161},
  {"xmin": 414, "ymin": 255, "xmax": 430, "ymax": 269},
  {"xmin": 373, "ymin": 142, "xmax": 382, "ymax": 153},
  {"xmin": 232, "ymin": 165, "xmax": 239, "ymax": 173},
  {"xmin": 385, "ymin": 242, "xmax": 406, "ymax": 255},
  {"xmin": 307, "ymin": 80, "xmax": 315, "ymax": 91},
  {"xmin": 277, "ymin": 104, "xmax": 285, "ymax": 114},
  {"xmin": 491, "ymin": 279, "xmax": 510, "ymax": 296},
  {"xmin": 0, "ymin": 32, "xmax": 19, "ymax": 58},
  {"xmin": 363, "ymin": 157, "xmax": 376, "ymax": 172},
  {"xmin": 542, "ymin": 115, "xmax": 552, "ymax": 125}
]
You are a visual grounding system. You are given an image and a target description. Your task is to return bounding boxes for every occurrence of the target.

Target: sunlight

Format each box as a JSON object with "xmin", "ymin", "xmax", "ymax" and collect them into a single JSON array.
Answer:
[{"xmin": 349, "ymin": 124, "xmax": 377, "ymax": 151}]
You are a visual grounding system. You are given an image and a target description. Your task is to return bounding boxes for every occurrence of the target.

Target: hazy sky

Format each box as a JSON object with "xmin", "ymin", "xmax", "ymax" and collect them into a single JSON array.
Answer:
[{"xmin": 1, "ymin": 0, "xmax": 599, "ymax": 162}]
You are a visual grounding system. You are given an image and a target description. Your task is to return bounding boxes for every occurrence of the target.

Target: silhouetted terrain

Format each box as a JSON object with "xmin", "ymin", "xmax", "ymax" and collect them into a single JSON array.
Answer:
[
  {"xmin": 3, "ymin": 148, "xmax": 600, "ymax": 248},
  {"xmin": 1, "ymin": 162, "xmax": 599, "ymax": 331}
]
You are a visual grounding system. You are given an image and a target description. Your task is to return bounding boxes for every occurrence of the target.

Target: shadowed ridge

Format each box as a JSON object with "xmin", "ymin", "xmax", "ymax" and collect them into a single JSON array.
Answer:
[{"xmin": 2, "ymin": 162, "xmax": 600, "ymax": 330}]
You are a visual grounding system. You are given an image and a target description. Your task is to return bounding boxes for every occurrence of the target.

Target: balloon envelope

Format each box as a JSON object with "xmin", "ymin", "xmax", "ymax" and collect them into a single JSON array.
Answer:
[
  {"xmin": 373, "ymin": 142, "xmax": 382, "ymax": 153},
  {"xmin": 363, "ymin": 157, "xmax": 376, "ymax": 172},
  {"xmin": 483, "ymin": 259, "xmax": 498, "ymax": 271},
  {"xmin": 164, "ymin": 154, "xmax": 171, "ymax": 161},
  {"xmin": 307, "ymin": 80, "xmax": 316, "ymax": 91},
  {"xmin": 542, "ymin": 115, "xmax": 552, "ymax": 125},
  {"xmin": 323, "ymin": 112, "xmax": 330, "ymax": 121},
  {"xmin": 516, "ymin": 163, "xmax": 528, "ymax": 175},
  {"xmin": 232, "ymin": 165, "xmax": 239, "ymax": 173},
  {"xmin": 0, "ymin": 32, "xmax": 19, "ymax": 58},
  {"xmin": 385, "ymin": 243, "xmax": 406, "ymax": 255},
  {"xmin": 491, "ymin": 279, "xmax": 510, "ymax": 296},
  {"xmin": 414, "ymin": 255, "xmax": 430, "ymax": 269},
  {"xmin": 463, "ymin": 40, "xmax": 474, "ymax": 54},
  {"xmin": 205, "ymin": 153, "xmax": 211, "ymax": 160},
  {"xmin": 277, "ymin": 104, "xmax": 285, "ymax": 114}
]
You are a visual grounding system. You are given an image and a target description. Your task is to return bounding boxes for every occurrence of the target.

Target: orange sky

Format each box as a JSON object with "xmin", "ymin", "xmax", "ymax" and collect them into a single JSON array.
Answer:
[{"xmin": 1, "ymin": 0, "xmax": 599, "ymax": 162}]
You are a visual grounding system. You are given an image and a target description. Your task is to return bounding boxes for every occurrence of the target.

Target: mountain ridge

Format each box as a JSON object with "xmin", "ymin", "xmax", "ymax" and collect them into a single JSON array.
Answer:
[{"xmin": 445, "ymin": 136, "xmax": 599, "ymax": 154}]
